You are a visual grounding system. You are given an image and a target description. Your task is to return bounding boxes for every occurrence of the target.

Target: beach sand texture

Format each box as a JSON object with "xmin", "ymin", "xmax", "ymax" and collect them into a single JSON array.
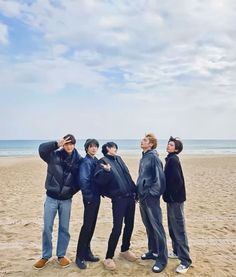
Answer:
[{"xmin": 0, "ymin": 155, "xmax": 235, "ymax": 277}]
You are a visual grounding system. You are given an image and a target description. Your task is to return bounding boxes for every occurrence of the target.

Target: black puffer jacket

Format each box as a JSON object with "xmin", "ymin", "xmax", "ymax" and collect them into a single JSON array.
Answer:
[
  {"xmin": 94, "ymin": 154, "xmax": 136, "ymax": 199},
  {"xmin": 39, "ymin": 141, "xmax": 83, "ymax": 200},
  {"xmin": 137, "ymin": 150, "xmax": 166, "ymax": 200},
  {"xmin": 163, "ymin": 153, "xmax": 186, "ymax": 203}
]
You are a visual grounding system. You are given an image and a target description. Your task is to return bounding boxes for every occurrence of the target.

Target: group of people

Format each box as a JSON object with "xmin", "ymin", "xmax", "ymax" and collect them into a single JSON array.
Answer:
[{"xmin": 33, "ymin": 133, "xmax": 192, "ymax": 274}]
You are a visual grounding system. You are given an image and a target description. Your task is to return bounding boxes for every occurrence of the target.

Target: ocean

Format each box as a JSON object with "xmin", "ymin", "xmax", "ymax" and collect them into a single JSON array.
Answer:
[{"xmin": 0, "ymin": 139, "xmax": 236, "ymax": 157}]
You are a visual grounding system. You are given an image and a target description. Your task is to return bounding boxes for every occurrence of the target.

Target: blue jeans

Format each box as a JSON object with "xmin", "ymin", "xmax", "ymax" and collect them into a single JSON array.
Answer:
[
  {"xmin": 167, "ymin": 202, "xmax": 192, "ymax": 267},
  {"xmin": 42, "ymin": 196, "xmax": 72, "ymax": 259}
]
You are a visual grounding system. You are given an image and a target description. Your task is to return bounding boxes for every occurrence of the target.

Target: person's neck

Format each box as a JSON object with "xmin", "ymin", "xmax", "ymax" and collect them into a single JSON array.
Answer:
[
  {"xmin": 143, "ymin": 148, "xmax": 152, "ymax": 153},
  {"xmin": 87, "ymin": 153, "xmax": 95, "ymax": 158}
]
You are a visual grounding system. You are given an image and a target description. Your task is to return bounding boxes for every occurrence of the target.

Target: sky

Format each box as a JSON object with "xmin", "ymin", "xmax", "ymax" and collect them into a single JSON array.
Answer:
[{"xmin": 0, "ymin": 0, "xmax": 235, "ymax": 140}]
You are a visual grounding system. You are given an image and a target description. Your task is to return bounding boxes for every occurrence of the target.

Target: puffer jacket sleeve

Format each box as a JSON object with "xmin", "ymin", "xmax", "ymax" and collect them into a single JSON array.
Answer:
[
  {"xmin": 38, "ymin": 141, "xmax": 58, "ymax": 163},
  {"xmin": 94, "ymin": 159, "xmax": 113, "ymax": 195}
]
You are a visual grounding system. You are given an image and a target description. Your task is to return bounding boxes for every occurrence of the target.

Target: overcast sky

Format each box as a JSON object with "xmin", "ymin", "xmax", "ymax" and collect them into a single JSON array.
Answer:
[{"xmin": 0, "ymin": 0, "xmax": 235, "ymax": 140}]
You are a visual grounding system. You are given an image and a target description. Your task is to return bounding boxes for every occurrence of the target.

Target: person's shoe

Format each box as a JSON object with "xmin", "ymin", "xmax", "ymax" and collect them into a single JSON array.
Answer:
[
  {"xmin": 168, "ymin": 251, "xmax": 178, "ymax": 259},
  {"xmin": 57, "ymin": 257, "xmax": 71, "ymax": 268},
  {"xmin": 141, "ymin": 251, "xmax": 158, "ymax": 260},
  {"xmin": 176, "ymin": 264, "xmax": 190, "ymax": 274},
  {"xmin": 103, "ymin": 258, "xmax": 116, "ymax": 270},
  {"xmin": 152, "ymin": 261, "xmax": 166, "ymax": 273},
  {"xmin": 84, "ymin": 253, "xmax": 100, "ymax": 262},
  {"xmin": 75, "ymin": 258, "xmax": 87, "ymax": 269},
  {"xmin": 33, "ymin": 258, "xmax": 48, "ymax": 270},
  {"xmin": 120, "ymin": 250, "xmax": 138, "ymax": 262}
]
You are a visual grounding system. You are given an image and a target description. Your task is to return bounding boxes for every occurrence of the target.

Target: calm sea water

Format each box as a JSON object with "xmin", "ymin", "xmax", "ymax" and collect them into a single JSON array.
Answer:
[{"xmin": 0, "ymin": 139, "xmax": 236, "ymax": 157}]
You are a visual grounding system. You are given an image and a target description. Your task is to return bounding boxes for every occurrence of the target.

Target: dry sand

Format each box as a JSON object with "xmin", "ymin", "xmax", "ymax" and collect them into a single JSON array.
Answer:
[{"xmin": 0, "ymin": 154, "xmax": 235, "ymax": 277}]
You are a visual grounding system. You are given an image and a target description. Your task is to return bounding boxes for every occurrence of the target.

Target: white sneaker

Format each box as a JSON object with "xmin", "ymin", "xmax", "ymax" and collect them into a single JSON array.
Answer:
[
  {"xmin": 176, "ymin": 264, "xmax": 189, "ymax": 274},
  {"xmin": 168, "ymin": 251, "xmax": 178, "ymax": 259}
]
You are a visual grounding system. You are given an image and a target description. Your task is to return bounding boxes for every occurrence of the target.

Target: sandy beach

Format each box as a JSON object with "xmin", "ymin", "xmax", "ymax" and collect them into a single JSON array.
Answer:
[{"xmin": 0, "ymin": 154, "xmax": 235, "ymax": 277}]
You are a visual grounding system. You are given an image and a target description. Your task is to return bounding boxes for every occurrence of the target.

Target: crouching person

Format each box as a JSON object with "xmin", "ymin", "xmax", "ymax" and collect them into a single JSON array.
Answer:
[
  {"xmin": 94, "ymin": 142, "xmax": 137, "ymax": 271},
  {"xmin": 33, "ymin": 134, "xmax": 82, "ymax": 270}
]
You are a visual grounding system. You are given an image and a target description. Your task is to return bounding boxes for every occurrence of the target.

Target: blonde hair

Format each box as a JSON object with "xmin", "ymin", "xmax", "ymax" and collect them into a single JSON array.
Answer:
[{"xmin": 145, "ymin": 133, "xmax": 158, "ymax": 149}]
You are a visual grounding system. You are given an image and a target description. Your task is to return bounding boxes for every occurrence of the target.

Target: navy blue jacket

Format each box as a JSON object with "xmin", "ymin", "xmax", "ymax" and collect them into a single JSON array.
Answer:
[
  {"xmin": 137, "ymin": 150, "xmax": 166, "ymax": 200},
  {"xmin": 79, "ymin": 154, "xmax": 100, "ymax": 203},
  {"xmin": 163, "ymin": 153, "xmax": 186, "ymax": 203},
  {"xmin": 94, "ymin": 154, "xmax": 136, "ymax": 199},
  {"xmin": 39, "ymin": 141, "xmax": 82, "ymax": 200}
]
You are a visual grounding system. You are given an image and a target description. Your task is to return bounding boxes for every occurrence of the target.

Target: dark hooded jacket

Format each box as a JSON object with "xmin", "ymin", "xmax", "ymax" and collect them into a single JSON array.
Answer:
[
  {"xmin": 163, "ymin": 153, "xmax": 186, "ymax": 203},
  {"xmin": 39, "ymin": 141, "xmax": 83, "ymax": 200},
  {"xmin": 137, "ymin": 149, "xmax": 166, "ymax": 200},
  {"xmin": 94, "ymin": 154, "xmax": 136, "ymax": 199}
]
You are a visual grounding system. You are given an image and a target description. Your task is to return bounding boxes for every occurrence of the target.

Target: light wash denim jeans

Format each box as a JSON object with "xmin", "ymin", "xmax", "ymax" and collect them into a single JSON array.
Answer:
[{"xmin": 42, "ymin": 195, "xmax": 72, "ymax": 259}]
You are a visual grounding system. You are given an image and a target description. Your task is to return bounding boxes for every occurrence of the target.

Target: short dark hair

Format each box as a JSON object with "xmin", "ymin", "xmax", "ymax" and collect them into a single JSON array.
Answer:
[
  {"xmin": 168, "ymin": 136, "xmax": 183, "ymax": 154},
  {"xmin": 84, "ymin": 138, "xmax": 99, "ymax": 152},
  {"xmin": 63, "ymin": 134, "xmax": 76, "ymax": 145},
  {"xmin": 102, "ymin": 142, "xmax": 118, "ymax": 155}
]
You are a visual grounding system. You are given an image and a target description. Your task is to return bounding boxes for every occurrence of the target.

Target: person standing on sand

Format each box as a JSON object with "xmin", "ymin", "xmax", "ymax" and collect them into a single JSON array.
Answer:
[
  {"xmin": 137, "ymin": 133, "xmax": 168, "ymax": 273},
  {"xmin": 163, "ymin": 136, "xmax": 192, "ymax": 274},
  {"xmin": 94, "ymin": 142, "xmax": 137, "ymax": 271},
  {"xmin": 33, "ymin": 134, "xmax": 82, "ymax": 270},
  {"xmin": 75, "ymin": 139, "xmax": 101, "ymax": 269}
]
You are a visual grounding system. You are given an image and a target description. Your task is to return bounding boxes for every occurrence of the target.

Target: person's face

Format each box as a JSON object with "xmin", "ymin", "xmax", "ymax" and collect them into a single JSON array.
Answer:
[
  {"xmin": 87, "ymin": 144, "xmax": 98, "ymax": 156},
  {"xmin": 63, "ymin": 143, "xmax": 75, "ymax": 155},
  {"xmin": 166, "ymin": 141, "xmax": 176, "ymax": 153},
  {"xmin": 107, "ymin": 146, "xmax": 117, "ymax": 156},
  {"xmin": 140, "ymin": 137, "xmax": 153, "ymax": 151}
]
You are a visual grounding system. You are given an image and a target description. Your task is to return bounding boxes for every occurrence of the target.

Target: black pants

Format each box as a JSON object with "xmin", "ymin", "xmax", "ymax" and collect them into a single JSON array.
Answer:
[
  {"xmin": 140, "ymin": 196, "xmax": 168, "ymax": 265},
  {"xmin": 76, "ymin": 199, "xmax": 100, "ymax": 259},
  {"xmin": 106, "ymin": 196, "xmax": 136, "ymax": 259}
]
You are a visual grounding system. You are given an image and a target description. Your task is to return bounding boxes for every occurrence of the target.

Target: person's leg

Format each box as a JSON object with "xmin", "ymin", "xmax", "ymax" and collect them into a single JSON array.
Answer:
[
  {"xmin": 56, "ymin": 198, "xmax": 72, "ymax": 258},
  {"xmin": 168, "ymin": 202, "xmax": 192, "ymax": 267},
  {"xmin": 121, "ymin": 197, "xmax": 135, "ymax": 252},
  {"xmin": 105, "ymin": 197, "xmax": 127, "ymax": 259},
  {"xmin": 167, "ymin": 203, "xmax": 178, "ymax": 255},
  {"xmin": 76, "ymin": 199, "xmax": 100, "ymax": 259},
  {"xmin": 85, "ymin": 199, "xmax": 100, "ymax": 257},
  {"xmin": 42, "ymin": 196, "xmax": 58, "ymax": 259},
  {"xmin": 145, "ymin": 196, "xmax": 168, "ymax": 266},
  {"xmin": 139, "ymin": 200, "xmax": 157, "ymax": 254}
]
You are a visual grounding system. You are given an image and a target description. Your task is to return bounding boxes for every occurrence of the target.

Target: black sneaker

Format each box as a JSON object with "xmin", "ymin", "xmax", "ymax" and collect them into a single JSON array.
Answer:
[
  {"xmin": 141, "ymin": 251, "xmax": 158, "ymax": 260},
  {"xmin": 75, "ymin": 258, "xmax": 87, "ymax": 269},
  {"xmin": 152, "ymin": 261, "xmax": 166, "ymax": 273},
  {"xmin": 84, "ymin": 254, "xmax": 100, "ymax": 262}
]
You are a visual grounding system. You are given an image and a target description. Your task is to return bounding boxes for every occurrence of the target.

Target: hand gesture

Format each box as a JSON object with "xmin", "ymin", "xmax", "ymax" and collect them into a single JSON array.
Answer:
[
  {"xmin": 57, "ymin": 137, "xmax": 71, "ymax": 148},
  {"xmin": 101, "ymin": 163, "xmax": 111, "ymax": 172}
]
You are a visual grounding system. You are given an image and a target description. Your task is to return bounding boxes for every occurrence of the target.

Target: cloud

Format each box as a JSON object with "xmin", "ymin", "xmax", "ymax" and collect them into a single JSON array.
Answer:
[
  {"xmin": 0, "ymin": 22, "xmax": 8, "ymax": 44},
  {"xmin": 0, "ymin": 0, "xmax": 235, "ymax": 138}
]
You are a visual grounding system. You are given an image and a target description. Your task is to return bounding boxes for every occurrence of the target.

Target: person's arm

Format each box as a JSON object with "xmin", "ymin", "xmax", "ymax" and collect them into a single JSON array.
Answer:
[
  {"xmin": 38, "ymin": 141, "xmax": 58, "ymax": 163},
  {"xmin": 79, "ymin": 161, "xmax": 94, "ymax": 202},
  {"xmin": 150, "ymin": 157, "xmax": 166, "ymax": 197},
  {"xmin": 166, "ymin": 158, "xmax": 184, "ymax": 193}
]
